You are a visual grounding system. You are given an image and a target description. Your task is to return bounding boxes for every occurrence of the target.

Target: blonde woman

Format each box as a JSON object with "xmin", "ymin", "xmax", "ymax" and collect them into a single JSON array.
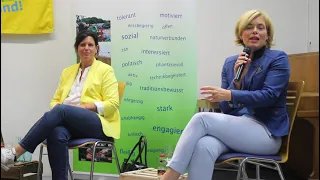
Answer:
[{"xmin": 161, "ymin": 10, "xmax": 290, "ymax": 180}]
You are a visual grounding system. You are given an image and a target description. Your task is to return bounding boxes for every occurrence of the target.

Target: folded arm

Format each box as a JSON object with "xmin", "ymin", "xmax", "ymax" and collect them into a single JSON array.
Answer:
[
  {"xmin": 50, "ymin": 70, "xmax": 65, "ymax": 108},
  {"xmin": 219, "ymin": 52, "xmax": 290, "ymax": 113},
  {"xmin": 219, "ymin": 61, "xmax": 237, "ymax": 113},
  {"xmin": 81, "ymin": 67, "xmax": 119, "ymax": 117},
  {"xmin": 99, "ymin": 67, "xmax": 119, "ymax": 119},
  {"xmin": 230, "ymin": 53, "xmax": 290, "ymax": 108}
]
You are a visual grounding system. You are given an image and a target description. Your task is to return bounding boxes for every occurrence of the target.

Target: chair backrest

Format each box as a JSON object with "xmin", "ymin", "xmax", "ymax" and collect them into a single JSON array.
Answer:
[
  {"xmin": 105, "ymin": 82, "xmax": 125, "ymax": 143},
  {"xmin": 279, "ymin": 81, "xmax": 305, "ymax": 162},
  {"xmin": 118, "ymin": 82, "xmax": 126, "ymax": 103},
  {"xmin": 97, "ymin": 56, "xmax": 111, "ymax": 66}
]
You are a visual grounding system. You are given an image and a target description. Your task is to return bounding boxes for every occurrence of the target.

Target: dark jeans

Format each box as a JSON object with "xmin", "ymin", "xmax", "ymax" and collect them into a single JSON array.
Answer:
[{"xmin": 19, "ymin": 104, "xmax": 107, "ymax": 180}]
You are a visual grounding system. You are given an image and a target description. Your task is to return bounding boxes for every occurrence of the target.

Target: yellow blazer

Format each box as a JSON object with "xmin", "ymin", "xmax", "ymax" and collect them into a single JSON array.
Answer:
[{"xmin": 50, "ymin": 59, "xmax": 121, "ymax": 139}]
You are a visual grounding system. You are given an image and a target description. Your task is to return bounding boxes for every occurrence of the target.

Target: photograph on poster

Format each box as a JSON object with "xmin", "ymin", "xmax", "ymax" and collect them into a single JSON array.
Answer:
[
  {"xmin": 78, "ymin": 143, "xmax": 113, "ymax": 163},
  {"xmin": 76, "ymin": 15, "xmax": 111, "ymax": 42},
  {"xmin": 76, "ymin": 15, "xmax": 112, "ymax": 65}
]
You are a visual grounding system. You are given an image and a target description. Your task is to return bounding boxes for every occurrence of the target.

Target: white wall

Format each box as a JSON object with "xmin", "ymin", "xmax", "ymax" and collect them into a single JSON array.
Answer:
[
  {"xmin": 197, "ymin": 0, "xmax": 310, "ymax": 88},
  {"xmin": 308, "ymin": 0, "xmax": 319, "ymax": 52},
  {"xmin": 1, "ymin": 0, "xmax": 74, "ymax": 175},
  {"xmin": 1, "ymin": 0, "xmax": 318, "ymax": 176}
]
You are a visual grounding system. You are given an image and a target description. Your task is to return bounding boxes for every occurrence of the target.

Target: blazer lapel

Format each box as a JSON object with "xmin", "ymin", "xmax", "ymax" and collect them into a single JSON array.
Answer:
[
  {"xmin": 246, "ymin": 49, "xmax": 266, "ymax": 90},
  {"xmin": 81, "ymin": 59, "xmax": 98, "ymax": 97},
  {"xmin": 247, "ymin": 62, "xmax": 261, "ymax": 90},
  {"xmin": 61, "ymin": 63, "xmax": 80, "ymax": 101}
]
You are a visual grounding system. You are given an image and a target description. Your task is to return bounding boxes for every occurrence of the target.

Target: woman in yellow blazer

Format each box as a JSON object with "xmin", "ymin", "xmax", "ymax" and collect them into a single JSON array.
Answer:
[{"xmin": 1, "ymin": 30, "xmax": 120, "ymax": 179}]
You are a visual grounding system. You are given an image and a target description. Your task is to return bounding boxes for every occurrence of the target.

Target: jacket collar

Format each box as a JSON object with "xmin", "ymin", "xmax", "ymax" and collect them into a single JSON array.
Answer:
[
  {"xmin": 246, "ymin": 47, "xmax": 267, "ymax": 90},
  {"xmin": 252, "ymin": 46, "xmax": 266, "ymax": 61},
  {"xmin": 61, "ymin": 58, "xmax": 98, "ymax": 101},
  {"xmin": 81, "ymin": 58, "xmax": 98, "ymax": 97}
]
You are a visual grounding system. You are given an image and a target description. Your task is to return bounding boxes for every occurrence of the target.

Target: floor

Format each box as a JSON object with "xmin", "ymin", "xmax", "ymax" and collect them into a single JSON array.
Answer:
[
  {"xmin": 41, "ymin": 167, "xmax": 304, "ymax": 180},
  {"xmin": 213, "ymin": 167, "xmax": 305, "ymax": 180}
]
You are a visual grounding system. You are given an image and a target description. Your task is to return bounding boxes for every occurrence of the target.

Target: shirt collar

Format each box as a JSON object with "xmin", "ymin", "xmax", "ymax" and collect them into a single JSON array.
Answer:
[{"xmin": 252, "ymin": 46, "xmax": 266, "ymax": 61}]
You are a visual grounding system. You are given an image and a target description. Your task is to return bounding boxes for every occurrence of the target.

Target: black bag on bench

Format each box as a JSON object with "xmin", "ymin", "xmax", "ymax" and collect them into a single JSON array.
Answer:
[{"xmin": 120, "ymin": 136, "xmax": 148, "ymax": 173}]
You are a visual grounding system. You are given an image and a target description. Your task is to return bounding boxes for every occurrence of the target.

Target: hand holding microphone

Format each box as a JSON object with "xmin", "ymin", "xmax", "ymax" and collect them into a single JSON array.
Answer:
[{"xmin": 234, "ymin": 47, "xmax": 251, "ymax": 82}]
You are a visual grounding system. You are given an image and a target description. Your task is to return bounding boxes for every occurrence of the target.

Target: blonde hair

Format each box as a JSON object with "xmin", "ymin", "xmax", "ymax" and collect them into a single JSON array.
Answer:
[{"xmin": 235, "ymin": 10, "xmax": 274, "ymax": 48}]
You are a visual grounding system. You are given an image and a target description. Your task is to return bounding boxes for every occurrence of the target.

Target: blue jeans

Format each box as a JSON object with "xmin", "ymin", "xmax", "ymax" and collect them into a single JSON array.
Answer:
[
  {"xmin": 19, "ymin": 104, "xmax": 107, "ymax": 180},
  {"xmin": 167, "ymin": 112, "xmax": 282, "ymax": 180}
]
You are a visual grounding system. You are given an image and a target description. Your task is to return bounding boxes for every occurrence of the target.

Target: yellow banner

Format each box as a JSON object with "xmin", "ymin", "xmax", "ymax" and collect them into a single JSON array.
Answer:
[{"xmin": 1, "ymin": 0, "xmax": 54, "ymax": 34}]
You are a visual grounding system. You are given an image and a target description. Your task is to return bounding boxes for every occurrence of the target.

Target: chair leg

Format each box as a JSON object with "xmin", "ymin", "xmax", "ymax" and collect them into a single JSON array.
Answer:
[
  {"xmin": 37, "ymin": 145, "xmax": 44, "ymax": 180},
  {"xmin": 256, "ymin": 164, "xmax": 261, "ymax": 180},
  {"xmin": 111, "ymin": 143, "xmax": 121, "ymax": 174},
  {"xmin": 68, "ymin": 163, "xmax": 74, "ymax": 180},
  {"xmin": 236, "ymin": 159, "xmax": 247, "ymax": 180},
  {"xmin": 242, "ymin": 162, "xmax": 249, "ymax": 180},
  {"xmin": 90, "ymin": 142, "xmax": 98, "ymax": 180},
  {"xmin": 89, "ymin": 141, "xmax": 121, "ymax": 180},
  {"xmin": 274, "ymin": 162, "xmax": 286, "ymax": 180}
]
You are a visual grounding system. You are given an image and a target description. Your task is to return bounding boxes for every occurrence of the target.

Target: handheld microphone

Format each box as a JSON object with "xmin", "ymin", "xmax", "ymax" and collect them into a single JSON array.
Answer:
[{"xmin": 234, "ymin": 47, "xmax": 251, "ymax": 82}]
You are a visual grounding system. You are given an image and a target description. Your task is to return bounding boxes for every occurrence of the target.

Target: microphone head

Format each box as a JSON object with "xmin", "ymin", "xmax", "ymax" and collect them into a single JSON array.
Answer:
[{"xmin": 243, "ymin": 46, "xmax": 251, "ymax": 55}]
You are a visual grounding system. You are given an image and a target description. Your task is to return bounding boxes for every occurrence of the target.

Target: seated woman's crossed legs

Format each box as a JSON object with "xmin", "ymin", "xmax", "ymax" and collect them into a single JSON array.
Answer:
[
  {"xmin": 1, "ymin": 104, "xmax": 107, "ymax": 179},
  {"xmin": 162, "ymin": 112, "xmax": 282, "ymax": 180}
]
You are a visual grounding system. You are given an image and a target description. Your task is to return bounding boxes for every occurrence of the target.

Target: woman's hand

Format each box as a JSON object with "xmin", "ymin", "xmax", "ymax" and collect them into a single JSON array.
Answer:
[
  {"xmin": 67, "ymin": 104, "xmax": 87, "ymax": 109},
  {"xmin": 234, "ymin": 52, "xmax": 252, "ymax": 82},
  {"xmin": 200, "ymin": 86, "xmax": 232, "ymax": 102},
  {"xmin": 68, "ymin": 104, "xmax": 98, "ymax": 113}
]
